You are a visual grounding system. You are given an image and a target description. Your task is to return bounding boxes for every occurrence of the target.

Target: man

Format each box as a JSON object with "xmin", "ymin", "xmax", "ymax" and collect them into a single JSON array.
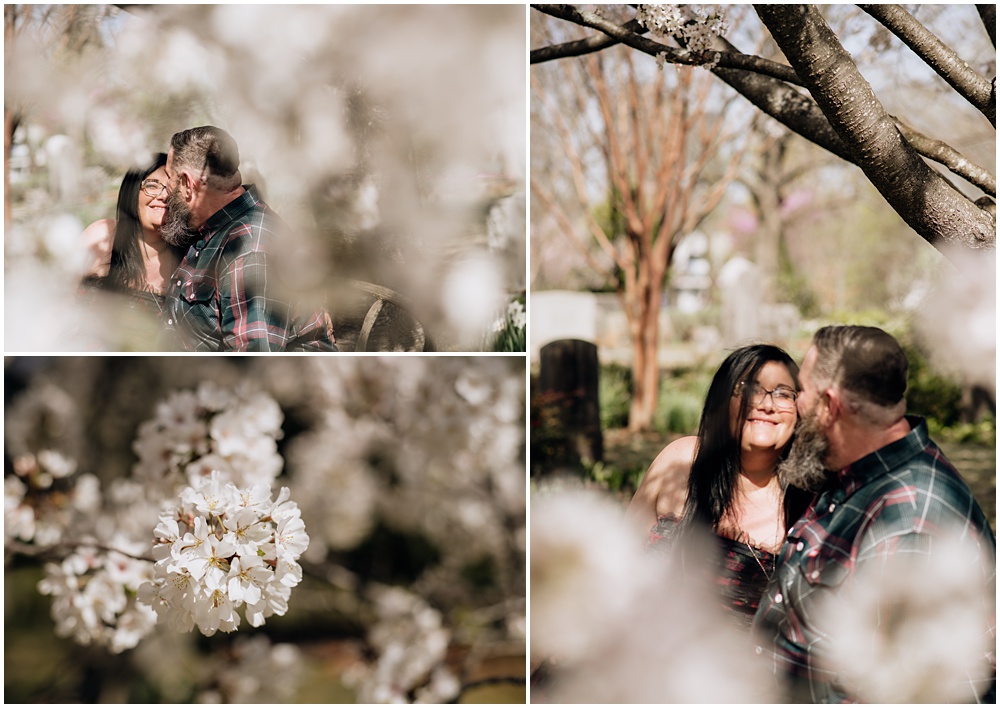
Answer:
[
  {"xmin": 753, "ymin": 325, "xmax": 995, "ymax": 703},
  {"xmin": 161, "ymin": 125, "xmax": 336, "ymax": 351}
]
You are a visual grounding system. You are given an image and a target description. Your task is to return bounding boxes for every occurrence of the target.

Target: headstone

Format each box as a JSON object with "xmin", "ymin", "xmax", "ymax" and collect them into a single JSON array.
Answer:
[
  {"xmin": 537, "ymin": 339, "xmax": 603, "ymax": 473},
  {"xmin": 531, "ymin": 290, "xmax": 597, "ymax": 360},
  {"xmin": 718, "ymin": 256, "xmax": 760, "ymax": 346}
]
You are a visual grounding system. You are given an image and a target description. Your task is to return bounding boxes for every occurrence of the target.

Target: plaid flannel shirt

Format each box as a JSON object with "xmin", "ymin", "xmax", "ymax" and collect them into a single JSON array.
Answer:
[
  {"xmin": 165, "ymin": 185, "xmax": 337, "ymax": 352},
  {"xmin": 752, "ymin": 416, "xmax": 996, "ymax": 703}
]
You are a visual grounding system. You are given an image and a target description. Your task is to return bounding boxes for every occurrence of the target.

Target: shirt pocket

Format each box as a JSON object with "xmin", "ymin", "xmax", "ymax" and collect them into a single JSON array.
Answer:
[
  {"xmin": 798, "ymin": 546, "xmax": 852, "ymax": 588},
  {"xmin": 180, "ymin": 279, "xmax": 217, "ymax": 307}
]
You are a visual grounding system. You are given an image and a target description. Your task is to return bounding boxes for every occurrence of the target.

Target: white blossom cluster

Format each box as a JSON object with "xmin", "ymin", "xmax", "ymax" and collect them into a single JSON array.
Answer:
[
  {"xmin": 636, "ymin": 4, "xmax": 729, "ymax": 59},
  {"xmin": 347, "ymin": 586, "xmax": 460, "ymax": 704},
  {"xmin": 38, "ymin": 542, "xmax": 157, "ymax": 653},
  {"xmin": 139, "ymin": 471, "xmax": 309, "ymax": 637},
  {"xmin": 132, "ymin": 381, "xmax": 284, "ymax": 497},
  {"xmin": 4, "ymin": 450, "xmax": 99, "ymax": 546}
]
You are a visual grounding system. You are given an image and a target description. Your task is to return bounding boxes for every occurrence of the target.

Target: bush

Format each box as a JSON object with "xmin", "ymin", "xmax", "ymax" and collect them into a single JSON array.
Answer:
[
  {"xmin": 655, "ymin": 369, "xmax": 710, "ymax": 435},
  {"xmin": 599, "ymin": 363, "xmax": 632, "ymax": 430}
]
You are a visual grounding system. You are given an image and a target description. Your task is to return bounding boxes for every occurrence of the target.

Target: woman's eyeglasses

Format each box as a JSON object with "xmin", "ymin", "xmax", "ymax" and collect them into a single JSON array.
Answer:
[
  {"xmin": 140, "ymin": 179, "xmax": 168, "ymax": 198},
  {"xmin": 736, "ymin": 381, "xmax": 798, "ymax": 410}
]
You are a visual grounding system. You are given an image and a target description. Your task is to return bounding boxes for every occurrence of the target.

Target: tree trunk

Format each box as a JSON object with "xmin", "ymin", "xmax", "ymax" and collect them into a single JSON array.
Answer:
[{"xmin": 627, "ymin": 277, "xmax": 662, "ymax": 431}]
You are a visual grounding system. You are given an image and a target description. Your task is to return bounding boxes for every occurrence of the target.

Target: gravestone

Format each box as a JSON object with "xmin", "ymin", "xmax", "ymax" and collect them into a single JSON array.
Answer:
[
  {"xmin": 537, "ymin": 339, "xmax": 603, "ymax": 473},
  {"xmin": 718, "ymin": 256, "xmax": 760, "ymax": 346}
]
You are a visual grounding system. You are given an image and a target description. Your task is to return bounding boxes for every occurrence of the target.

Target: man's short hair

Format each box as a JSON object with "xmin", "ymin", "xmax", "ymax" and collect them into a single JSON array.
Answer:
[
  {"xmin": 170, "ymin": 126, "xmax": 242, "ymax": 191},
  {"xmin": 811, "ymin": 325, "xmax": 908, "ymax": 408}
]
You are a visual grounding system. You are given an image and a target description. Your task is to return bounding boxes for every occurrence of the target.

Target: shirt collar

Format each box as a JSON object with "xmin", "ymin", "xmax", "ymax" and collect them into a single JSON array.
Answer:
[
  {"xmin": 197, "ymin": 184, "xmax": 261, "ymax": 236},
  {"xmin": 835, "ymin": 415, "xmax": 929, "ymax": 493}
]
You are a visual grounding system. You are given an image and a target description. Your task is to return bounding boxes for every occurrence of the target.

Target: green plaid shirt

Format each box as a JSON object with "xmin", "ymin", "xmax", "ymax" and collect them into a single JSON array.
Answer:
[
  {"xmin": 752, "ymin": 416, "xmax": 996, "ymax": 703},
  {"xmin": 165, "ymin": 185, "xmax": 337, "ymax": 352}
]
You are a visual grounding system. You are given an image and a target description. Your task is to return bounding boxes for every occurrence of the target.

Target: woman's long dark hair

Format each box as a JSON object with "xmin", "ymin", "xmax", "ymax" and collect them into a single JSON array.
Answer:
[
  {"xmin": 104, "ymin": 152, "xmax": 174, "ymax": 293},
  {"xmin": 680, "ymin": 344, "xmax": 800, "ymax": 535}
]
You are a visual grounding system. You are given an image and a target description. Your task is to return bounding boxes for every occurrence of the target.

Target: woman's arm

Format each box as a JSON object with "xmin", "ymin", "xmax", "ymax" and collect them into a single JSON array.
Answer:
[{"xmin": 624, "ymin": 435, "xmax": 698, "ymax": 539}]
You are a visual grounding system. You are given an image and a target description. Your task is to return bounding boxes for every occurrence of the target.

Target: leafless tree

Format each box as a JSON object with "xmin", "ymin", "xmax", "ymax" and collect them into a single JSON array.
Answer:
[{"xmin": 532, "ymin": 10, "xmax": 751, "ymax": 430}]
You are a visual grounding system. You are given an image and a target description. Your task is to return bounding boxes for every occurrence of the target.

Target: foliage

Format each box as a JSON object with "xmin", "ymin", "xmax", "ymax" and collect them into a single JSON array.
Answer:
[
  {"xmin": 486, "ymin": 294, "xmax": 527, "ymax": 352},
  {"xmin": 598, "ymin": 363, "xmax": 632, "ymax": 430}
]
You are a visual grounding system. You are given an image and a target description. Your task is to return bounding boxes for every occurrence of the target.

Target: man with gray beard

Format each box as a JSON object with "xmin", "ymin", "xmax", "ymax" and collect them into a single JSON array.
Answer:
[
  {"xmin": 161, "ymin": 125, "xmax": 336, "ymax": 351},
  {"xmin": 752, "ymin": 325, "xmax": 995, "ymax": 703}
]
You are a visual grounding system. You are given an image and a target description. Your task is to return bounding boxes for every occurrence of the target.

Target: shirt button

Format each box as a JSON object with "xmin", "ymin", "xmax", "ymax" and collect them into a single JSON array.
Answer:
[
  {"xmin": 828, "ymin": 503, "xmax": 836, "ymax": 512},
  {"xmin": 755, "ymin": 646, "xmax": 762, "ymax": 655},
  {"xmin": 795, "ymin": 541, "xmax": 804, "ymax": 552},
  {"xmin": 167, "ymin": 318, "xmax": 173, "ymax": 325},
  {"xmin": 176, "ymin": 279, "xmax": 182, "ymax": 287},
  {"xmin": 774, "ymin": 593, "xmax": 783, "ymax": 603},
  {"xmin": 810, "ymin": 570, "xmax": 820, "ymax": 580}
]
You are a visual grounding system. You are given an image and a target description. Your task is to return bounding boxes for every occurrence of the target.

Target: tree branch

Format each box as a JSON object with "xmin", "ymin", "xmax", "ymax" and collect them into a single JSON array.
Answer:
[
  {"xmin": 530, "ymin": 4, "xmax": 806, "ymax": 87},
  {"xmin": 757, "ymin": 5, "xmax": 995, "ymax": 251},
  {"xmin": 530, "ymin": 17, "xmax": 648, "ymax": 64},
  {"xmin": 893, "ymin": 117, "xmax": 996, "ymax": 197},
  {"xmin": 5, "ymin": 538, "xmax": 154, "ymax": 563},
  {"xmin": 859, "ymin": 4, "xmax": 995, "ymax": 126}
]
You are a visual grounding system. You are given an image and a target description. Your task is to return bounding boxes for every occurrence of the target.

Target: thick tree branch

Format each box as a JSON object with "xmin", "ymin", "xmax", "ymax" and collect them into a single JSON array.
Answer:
[
  {"xmin": 859, "ymin": 4, "xmax": 995, "ymax": 126},
  {"xmin": 757, "ymin": 5, "xmax": 994, "ymax": 251},
  {"xmin": 976, "ymin": 5, "xmax": 996, "ymax": 47},
  {"xmin": 530, "ymin": 4, "xmax": 806, "ymax": 86}
]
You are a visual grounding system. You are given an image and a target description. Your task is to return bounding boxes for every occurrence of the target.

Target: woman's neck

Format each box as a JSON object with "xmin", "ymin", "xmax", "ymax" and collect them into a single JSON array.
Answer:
[
  {"xmin": 738, "ymin": 451, "xmax": 781, "ymax": 490},
  {"xmin": 139, "ymin": 228, "xmax": 179, "ymax": 294}
]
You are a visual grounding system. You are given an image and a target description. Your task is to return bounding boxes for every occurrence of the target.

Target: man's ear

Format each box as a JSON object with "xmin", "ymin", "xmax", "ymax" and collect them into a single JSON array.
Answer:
[
  {"xmin": 818, "ymin": 388, "xmax": 840, "ymax": 426},
  {"xmin": 179, "ymin": 170, "xmax": 195, "ymax": 201}
]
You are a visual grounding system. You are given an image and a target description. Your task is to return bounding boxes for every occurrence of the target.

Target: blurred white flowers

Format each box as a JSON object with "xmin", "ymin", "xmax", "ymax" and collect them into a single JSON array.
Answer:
[
  {"xmin": 140, "ymin": 471, "xmax": 308, "ymax": 637},
  {"xmin": 132, "ymin": 381, "xmax": 284, "ymax": 495},
  {"xmin": 531, "ymin": 487, "xmax": 775, "ymax": 703},
  {"xmin": 816, "ymin": 530, "xmax": 996, "ymax": 703},
  {"xmin": 349, "ymin": 586, "xmax": 460, "ymax": 704}
]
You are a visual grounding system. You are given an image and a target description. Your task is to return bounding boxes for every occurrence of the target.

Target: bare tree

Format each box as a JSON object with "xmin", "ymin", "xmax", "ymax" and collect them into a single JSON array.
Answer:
[
  {"xmin": 532, "ymin": 13, "xmax": 750, "ymax": 430},
  {"xmin": 531, "ymin": 4, "xmax": 996, "ymax": 257}
]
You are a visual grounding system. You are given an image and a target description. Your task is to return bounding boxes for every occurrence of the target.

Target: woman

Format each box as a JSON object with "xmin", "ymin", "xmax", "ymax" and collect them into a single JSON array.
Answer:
[
  {"xmin": 625, "ymin": 344, "xmax": 813, "ymax": 630},
  {"xmin": 81, "ymin": 153, "xmax": 182, "ymax": 321}
]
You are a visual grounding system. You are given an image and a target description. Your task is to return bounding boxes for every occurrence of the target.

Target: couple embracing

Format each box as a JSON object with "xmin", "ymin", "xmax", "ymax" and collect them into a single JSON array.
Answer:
[
  {"xmin": 628, "ymin": 325, "xmax": 995, "ymax": 703},
  {"xmin": 82, "ymin": 126, "xmax": 336, "ymax": 352}
]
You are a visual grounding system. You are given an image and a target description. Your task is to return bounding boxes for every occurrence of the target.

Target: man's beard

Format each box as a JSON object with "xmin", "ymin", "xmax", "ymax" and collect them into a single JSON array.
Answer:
[
  {"xmin": 778, "ymin": 411, "xmax": 832, "ymax": 493},
  {"xmin": 160, "ymin": 189, "xmax": 198, "ymax": 248}
]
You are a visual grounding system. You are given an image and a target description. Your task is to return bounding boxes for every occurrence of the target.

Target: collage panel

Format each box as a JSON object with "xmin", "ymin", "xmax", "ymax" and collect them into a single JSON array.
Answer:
[
  {"xmin": 4, "ymin": 4, "xmax": 525, "ymax": 354},
  {"xmin": 529, "ymin": 4, "xmax": 995, "ymax": 705},
  {"xmin": 4, "ymin": 355, "xmax": 526, "ymax": 703}
]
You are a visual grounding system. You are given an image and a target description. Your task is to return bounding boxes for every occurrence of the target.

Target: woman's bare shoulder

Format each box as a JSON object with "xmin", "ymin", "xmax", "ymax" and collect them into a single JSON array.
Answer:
[
  {"xmin": 625, "ymin": 435, "xmax": 697, "ymax": 533},
  {"xmin": 81, "ymin": 218, "xmax": 116, "ymax": 278}
]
